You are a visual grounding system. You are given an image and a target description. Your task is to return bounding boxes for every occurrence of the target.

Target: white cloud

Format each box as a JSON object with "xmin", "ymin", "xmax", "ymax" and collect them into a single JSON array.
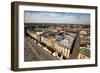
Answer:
[{"xmin": 24, "ymin": 11, "xmax": 90, "ymax": 24}]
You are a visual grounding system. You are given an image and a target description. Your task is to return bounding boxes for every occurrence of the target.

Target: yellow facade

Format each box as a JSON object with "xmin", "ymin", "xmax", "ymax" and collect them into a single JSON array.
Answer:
[
  {"xmin": 54, "ymin": 42, "xmax": 70, "ymax": 58},
  {"xmin": 42, "ymin": 36, "xmax": 52, "ymax": 47},
  {"xmin": 41, "ymin": 35, "xmax": 71, "ymax": 58}
]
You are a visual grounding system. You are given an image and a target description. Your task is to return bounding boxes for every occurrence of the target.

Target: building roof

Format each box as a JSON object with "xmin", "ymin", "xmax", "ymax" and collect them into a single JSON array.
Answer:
[
  {"xmin": 55, "ymin": 35, "xmax": 64, "ymax": 41},
  {"xmin": 56, "ymin": 32, "xmax": 77, "ymax": 49},
  {"xmin": 59, "ymin": 35, "xmax": 75, "ymax": 49}
]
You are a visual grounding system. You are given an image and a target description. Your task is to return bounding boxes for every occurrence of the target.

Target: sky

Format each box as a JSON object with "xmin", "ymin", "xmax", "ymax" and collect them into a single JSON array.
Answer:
[{"xmin": 24, "ymin": 11, "xmax": 90, "ymax": 24}]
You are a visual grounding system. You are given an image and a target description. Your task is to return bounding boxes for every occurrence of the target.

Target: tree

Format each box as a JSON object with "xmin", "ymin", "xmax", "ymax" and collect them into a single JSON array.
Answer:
[
  {"xmin": 62, "ymin": 56, "xmax": 67, "ymax": 60},
  {"xmin": 47, "ymin": 46, "xmax": 55, "ymax": 53},
  {"xmin": 58, "ymin": 53, "xmax": 61, "ymax": 57},
  {"xmin": 40, "ymin": 42, "xmax": 46, "ymax": 47}
]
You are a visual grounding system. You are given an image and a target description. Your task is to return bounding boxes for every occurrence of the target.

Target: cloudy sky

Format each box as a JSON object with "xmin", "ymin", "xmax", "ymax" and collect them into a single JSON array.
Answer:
[{"xmin": 24, "ymin": 11, "xmax": 90, "ymax": 24}]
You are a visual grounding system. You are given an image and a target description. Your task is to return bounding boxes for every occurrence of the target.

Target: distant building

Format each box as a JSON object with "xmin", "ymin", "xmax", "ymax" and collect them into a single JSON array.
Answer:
[{"xmin": 80, "ymin": 30, "xmax": 87, "ymax": 35}]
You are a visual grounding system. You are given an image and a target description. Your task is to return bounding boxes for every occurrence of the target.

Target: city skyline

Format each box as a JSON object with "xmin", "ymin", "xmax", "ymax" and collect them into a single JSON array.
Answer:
[{"xmin": 24, "ymin": 11, "xmax": 90, "ymax": 24}]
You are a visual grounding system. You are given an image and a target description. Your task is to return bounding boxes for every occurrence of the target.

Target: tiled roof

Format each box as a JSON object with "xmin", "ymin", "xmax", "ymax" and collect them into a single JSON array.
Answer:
[{"xmin": 56, "ymin": 33, "xmax": 77, "ymax": 49}]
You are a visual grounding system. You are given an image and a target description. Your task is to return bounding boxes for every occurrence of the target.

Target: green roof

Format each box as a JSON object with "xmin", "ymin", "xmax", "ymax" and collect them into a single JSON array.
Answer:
[{"xmin": 79, "ymin": 48, "xmax": 90, "ymax": 57}]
